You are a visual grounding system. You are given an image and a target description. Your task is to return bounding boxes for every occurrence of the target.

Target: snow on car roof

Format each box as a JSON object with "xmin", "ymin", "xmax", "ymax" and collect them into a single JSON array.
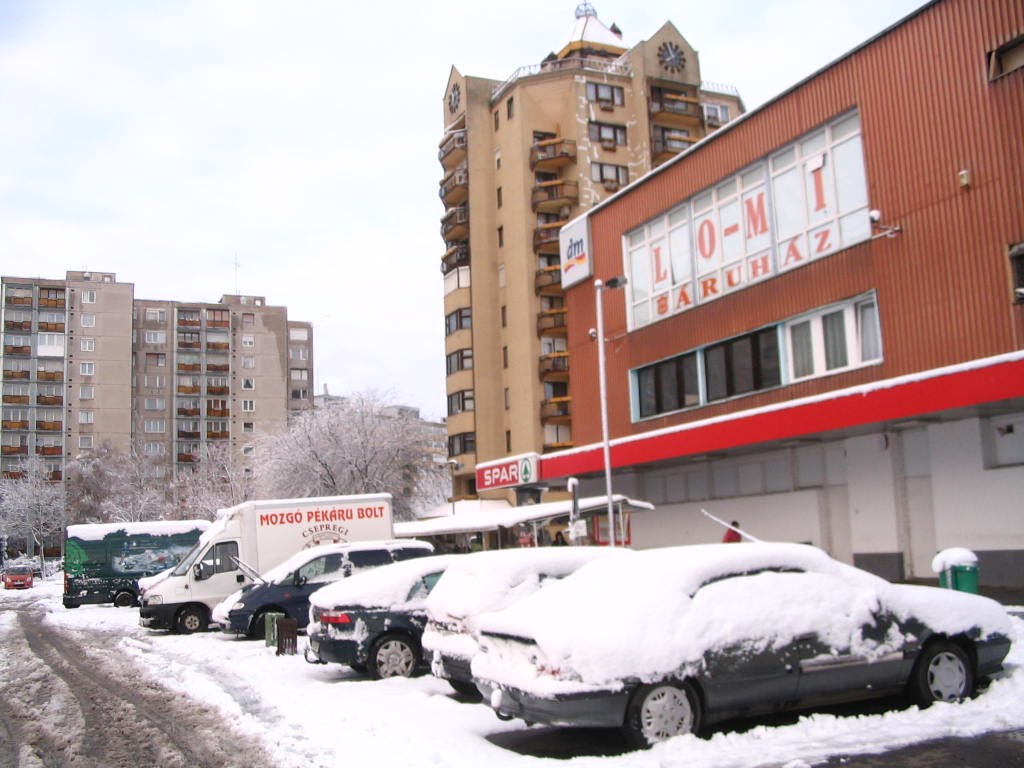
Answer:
[
  {"xmin": 309, "ymin": 554, "xmax": 462, "ymax": 610},
  {"xmin": 66, "ymin": 520, "xmax": 210, "ymax": 541},
  {"xmin": 474, "ymin": 543, "xmax": 1013, "ymax": 689},
  {"xmin": 259, "ymin": 539, "xmax": 433, "ymax": 584},
  {"xmin": 426, "ymin": 546, "xmax": 630, "ymax": 625}
]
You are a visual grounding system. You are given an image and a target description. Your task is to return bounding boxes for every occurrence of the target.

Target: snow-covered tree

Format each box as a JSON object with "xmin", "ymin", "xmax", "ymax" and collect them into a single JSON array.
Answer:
[
  {"xmin": 174, "ymin": 442, "xmax": 251, "ymax": 520},
  {"xmin": 0, "ymin": 455, "xmax": 67, "ymax": 570},
  {"xmin": 65, "ymin": 441, "xmax": 175, "ymax": 523},
  {"xmin": 252, "ymin": 392, "xmax": 448, "ymax": 521}
]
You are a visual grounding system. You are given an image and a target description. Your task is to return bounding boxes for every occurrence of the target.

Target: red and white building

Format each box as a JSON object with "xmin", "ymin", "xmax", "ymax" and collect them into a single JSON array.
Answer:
[{"xmin": 477, "ymin": 0, "xmax": 1024, "ymax": 586}]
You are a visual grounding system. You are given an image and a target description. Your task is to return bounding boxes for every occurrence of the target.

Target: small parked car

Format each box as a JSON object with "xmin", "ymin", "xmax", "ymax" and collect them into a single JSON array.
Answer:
[
  {"xmin": 422, "ymin": 546, "xmax": 628, "ymax": 697},
  {"xmin": 472, "ymin": 542, "xmax": 1013, "ymax": 749},
  {"xmin": 214, "ymin": 539, "xmax": 434, "ymax": 638},
  {"xmin": 306, "ymin": 554, "xmax": 461, "ymax": 678},
  {"xmin": 3, "ymin": 565, "xmax": 35, "ymax": 590}
]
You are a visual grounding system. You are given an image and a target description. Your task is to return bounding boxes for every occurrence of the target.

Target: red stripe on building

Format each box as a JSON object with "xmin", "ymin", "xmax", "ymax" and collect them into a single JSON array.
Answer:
[{"xmin": 539, "ymin": 357, "xmax": 1024, "ymax": 481}]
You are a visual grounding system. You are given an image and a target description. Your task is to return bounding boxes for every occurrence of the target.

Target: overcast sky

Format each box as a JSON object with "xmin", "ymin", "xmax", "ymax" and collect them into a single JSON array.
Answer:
[{"xmin": 0, "ymin": 0, "xmax": 927, "ymax": 421}]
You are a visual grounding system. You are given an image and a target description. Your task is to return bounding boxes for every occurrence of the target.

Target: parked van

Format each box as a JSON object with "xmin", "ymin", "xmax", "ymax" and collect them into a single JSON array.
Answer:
[
  {"xmin": 140, "ymin": 494, "xmax": 392, "ymax": 634},
  {"xmin": 63, "ymin": 520, "xmax": 210, "ymax": 608},
  {"xmin": 214, "ymin": 539, "xmax": 434, "ymax": 637}
]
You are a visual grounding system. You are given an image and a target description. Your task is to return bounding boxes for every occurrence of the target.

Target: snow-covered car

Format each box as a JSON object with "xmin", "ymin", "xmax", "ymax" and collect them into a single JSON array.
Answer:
[
  {"xmin": 213, "ymin": 539, "xmax": 434, "ymax": 638},
  {"xmin": 422, "ymin": 546, "xmax": 630, "ymax": 697},
  {"xmin": 306, "ymin": 554, "xmax": 461, "ymax": 678},
  {"xmin": 3, "ymin": 565, "xmax": 35, "ymax": 589},
  {"xmin": 472, "ymin": 542, "xmax": 1013, "ymax": 749}
]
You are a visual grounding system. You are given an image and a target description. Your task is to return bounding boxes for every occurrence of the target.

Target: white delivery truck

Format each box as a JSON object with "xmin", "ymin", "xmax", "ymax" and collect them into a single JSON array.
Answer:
[{"xmin": 139, "ymin": 493, "xmax": 392, "ymax": 633}]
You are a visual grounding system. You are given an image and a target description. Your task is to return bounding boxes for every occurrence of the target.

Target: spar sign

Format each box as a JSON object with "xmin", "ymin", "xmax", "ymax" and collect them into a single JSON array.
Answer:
[{"xmin": 476, "ymin": 453, "xmax": 540, "ymax": 491}]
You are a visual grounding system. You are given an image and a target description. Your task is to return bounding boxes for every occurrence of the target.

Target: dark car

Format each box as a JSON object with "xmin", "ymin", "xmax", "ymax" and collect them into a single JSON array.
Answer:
[
  {"xmin": 3, "ymin": 565, "xmax": 35, "ymax": 590},
  {"xmin": 472, "ymin": 542, "xmax": 1013, "ymax": 749},
  {"xmin": 216, "ymin": 539, "xmax": 434, "ymax": 638},
  {"xmin": 306, "ymin": 554, "xmax": 461, "ymax": 678}
]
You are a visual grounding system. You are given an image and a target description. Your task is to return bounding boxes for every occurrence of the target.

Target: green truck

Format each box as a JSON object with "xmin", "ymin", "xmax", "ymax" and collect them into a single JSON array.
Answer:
[{"xmin": 63, "ymin": 520, "xmax": 209, "ymax": 608}]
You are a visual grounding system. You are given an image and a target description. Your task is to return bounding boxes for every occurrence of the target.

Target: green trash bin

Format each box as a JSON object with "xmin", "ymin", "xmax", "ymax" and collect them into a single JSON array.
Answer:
[
  {"xmin": 264, "ymin": 611, "xmax": 285, "ymax": 646},
  {"xmin": 939, "ymin": 565, "xmax": 979, "ymax": 594}
]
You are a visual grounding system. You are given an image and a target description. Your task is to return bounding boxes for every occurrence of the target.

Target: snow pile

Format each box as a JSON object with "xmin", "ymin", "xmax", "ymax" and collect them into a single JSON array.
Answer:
[
  {"xmin": 931, "ymin": 547, "xmax": 979, "ymax": 573},
  {"xmin": 66, "ymin": 519, "xmax": 209, "ymax": 541},
  {"xmin": 309, "ymin": 555, "xmax": 460, "ymax": 614}
]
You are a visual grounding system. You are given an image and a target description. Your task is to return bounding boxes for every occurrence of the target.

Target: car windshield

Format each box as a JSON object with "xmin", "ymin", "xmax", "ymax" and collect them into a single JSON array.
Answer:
[
  {"xmin": 170, "ymin": 540, "xmax": 206, "ymax": 577},
  {"xmin": 8, "ymin": 566, "xmax": 32, "ymax": 574}
]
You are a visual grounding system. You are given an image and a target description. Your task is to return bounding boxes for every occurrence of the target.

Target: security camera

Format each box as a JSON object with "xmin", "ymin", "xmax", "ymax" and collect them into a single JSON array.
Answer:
[
  {"xmin": 869, "ymin": 209, "xmax": 881, "ymax": 223},
  {"xmin": 588, "ymin": 328, "xmax": 598, "ymax": 340}
]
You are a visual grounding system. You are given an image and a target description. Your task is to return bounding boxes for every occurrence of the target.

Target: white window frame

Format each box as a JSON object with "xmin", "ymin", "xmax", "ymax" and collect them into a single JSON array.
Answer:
[
  {"xmin": 80, "ymin": 385, "xmax": 95, "ymax": 400},
  {"xmin": 81, "ymin": 313, "xmax": 96, "ymax": 328},
  {"xmin": 81, "ymin": 289, "xmax": 97, "ymax": 304},
  {"xmin": 80, "ymin": 337, "xmax": 95, "ymax": 352},
  {"xmin": 80, "ymin": 361, "xmax": 95, "ymax": 376},
  {"xmin": 79, "ymin": 435, "xmax": 94, "ymax": 449},
  {"xmin": 145, "ymin": 330, "xmax": 166, "ymax": 344},
  {"xmin": 784, "ymin": 293, "xmax": 882, "ymax": 382},
  {"xmin": 242, "ymin": 399, "xmax": 255, "ymax": 412},
  {"xmin": 143, "ymin": 419, "xmax": 166, "ymax": 433},
  {"xmin": 242, "ymin": 378, "xmax": 255, "ymax": 390},
  {"xmin": 78, "ymin": 410, "xmax": 94, "ymax": 424},
  {"xmin": 242, "ymin": 335, "xmax": 255, "ymax": 348}
]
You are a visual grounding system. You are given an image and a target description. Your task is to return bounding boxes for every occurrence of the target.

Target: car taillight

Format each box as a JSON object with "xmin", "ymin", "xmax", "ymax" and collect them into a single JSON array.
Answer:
[{"xmin": 320, "ymin": 610, "xmax": 352, "ymax": 625}]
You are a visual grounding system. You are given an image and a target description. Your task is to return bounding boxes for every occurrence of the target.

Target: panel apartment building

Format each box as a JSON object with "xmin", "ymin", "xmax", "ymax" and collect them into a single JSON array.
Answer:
[
  {"xmin": 439, "ymin": 2, "xmax": 744, "ymax": 499},
  {"xmin": 1, "ymin": 270, "xmax": 312, "ymax": 484}
]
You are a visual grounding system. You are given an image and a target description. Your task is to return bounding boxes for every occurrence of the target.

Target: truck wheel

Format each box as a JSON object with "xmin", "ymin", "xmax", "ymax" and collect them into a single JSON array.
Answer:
[
  {"xmin": 176, "ymin": 606, "xmax": 207, "ymax": 634},
  {"xmin": 113, "ymin": 591, "xmax": 136, "ymax": 608}
]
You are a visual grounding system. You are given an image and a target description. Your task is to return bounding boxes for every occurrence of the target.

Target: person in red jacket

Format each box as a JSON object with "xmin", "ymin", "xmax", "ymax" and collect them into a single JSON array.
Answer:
[{"xmin": 722, "ymin": 521, "xmax": 742, "ymax": 543}]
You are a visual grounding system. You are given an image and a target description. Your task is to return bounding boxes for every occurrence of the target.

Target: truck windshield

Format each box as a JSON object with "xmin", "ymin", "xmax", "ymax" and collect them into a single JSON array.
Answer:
[{"xmin": 170, "ymin": 540, "xmax": 205, "ymax": 577}]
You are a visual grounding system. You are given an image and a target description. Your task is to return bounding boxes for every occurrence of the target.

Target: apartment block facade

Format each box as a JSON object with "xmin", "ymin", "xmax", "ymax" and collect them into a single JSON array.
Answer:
[
  {"xmin": 439, "ymin": 2, "xmax": 743, "ymax": 499},
  {"xmin": 1, "ymin": 270, "xmax": 312, "ymax": 484}
]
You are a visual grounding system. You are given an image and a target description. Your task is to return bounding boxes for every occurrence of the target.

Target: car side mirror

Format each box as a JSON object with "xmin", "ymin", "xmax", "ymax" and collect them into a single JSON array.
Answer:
[{"xmin": 193, "ymin": 563, "xmax": 212, "ymax": 581}]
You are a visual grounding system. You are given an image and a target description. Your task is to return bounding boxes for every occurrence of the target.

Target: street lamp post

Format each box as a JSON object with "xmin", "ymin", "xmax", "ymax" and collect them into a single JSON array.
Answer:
[{"xmin": 593, "ymin": 276, "xmax": 627, "ymax": 547}]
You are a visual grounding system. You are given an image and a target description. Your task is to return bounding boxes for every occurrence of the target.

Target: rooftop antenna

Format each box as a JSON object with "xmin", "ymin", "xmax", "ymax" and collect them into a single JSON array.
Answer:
[
  {"xmin": 575, "ymin": 1, "xmax": 597, "ymax": 18},
  {"xmin": 233, "ymin": 254, "xmax": 241, "ymax": 295}
]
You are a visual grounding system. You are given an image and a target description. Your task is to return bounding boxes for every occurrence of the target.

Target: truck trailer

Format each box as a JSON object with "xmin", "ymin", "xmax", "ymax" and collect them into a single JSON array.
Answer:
[
  {"xmin": 139, "ymin": 493, "xmax": 393, "ymax": 633},
  {"xmin": 63, "ymin": 520, "xmax": 210, "ymax": 608}
]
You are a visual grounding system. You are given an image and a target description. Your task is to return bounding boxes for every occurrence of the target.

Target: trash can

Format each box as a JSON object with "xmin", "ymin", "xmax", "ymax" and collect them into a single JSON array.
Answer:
[
  {"xmin": 276, "ymin": 617, "xmax": 298, "ymax": 656},
  {"xmin": 931, "ymin": 548, "xmax": 979, "ymax": 594},
  {"xmin": 264, "ymin": 611, "xmax": 285, "ymax": 646}
]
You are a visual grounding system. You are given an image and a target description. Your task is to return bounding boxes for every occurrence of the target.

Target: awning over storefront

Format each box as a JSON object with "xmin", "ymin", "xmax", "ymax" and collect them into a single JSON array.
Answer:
[{"xmin": 394, "ymin": 495, "xmax": 654, "ymax": 538}]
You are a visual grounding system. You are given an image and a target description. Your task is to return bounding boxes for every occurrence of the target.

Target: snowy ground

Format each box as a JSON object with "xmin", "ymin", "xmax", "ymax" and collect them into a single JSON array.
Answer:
[{"xmin": 2, "ymin": 576, "xmax": 1023, "ymax": 768}]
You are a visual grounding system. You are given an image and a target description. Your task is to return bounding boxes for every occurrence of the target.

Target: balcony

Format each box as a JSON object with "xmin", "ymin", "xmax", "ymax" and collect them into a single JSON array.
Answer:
[
  {"xmin": 177, "ymin": 315, "xmax": 201, "ymax": 327},
  {"xmin": 38, "ymin": 321, "xmax": 65, "ymax": 332},
  {"xmin": 3, "ymin": 369, "xmax": 30, "ymax": 380},
  {"xmin": 534, "ymin": 266, "xmax": 563, "ymax": 296},
  {"xmin": 177, "ymin": 385, "xmax": 200, "ymax": 395},
  {"xmin": 177, "ymin": 407, "xmax": 200, "ymax": 417},
  {"xmin": 38, "ymin": 297, "xmax": 66, "ymax": 308},
  {"xmin": 177, "ymin": 362, "xmax": 201, "ymax": 372},
  {"xmin": 206, "ymin": 362, "xmax": 230, "ymax": 373},
  {"xmin": 47, "ymin": 470, "xmax": 62, "ymax": 481},
  {"xmin": 542, "ymin": 438, "xmax": 574, "ymax": 453},
  {"xmin": 2, "ymin": 420, "xmax": 29, "ymax": 430},
  {"xmin": 207, "ymin": 408, "xmax": 229, "ymax": 418},
  {"xmin": 530, "ymin": 138, "xmax": 576, "ymax": 172},
  {"xmin": 540, "ymin": 397, "xmax": 572, "ymax": 424},
  {"xmin": 439, "ymin": 166, "xmax": 469, "ymax": 207},
  {"xmin": 533, "ymin": 221, "xmax": 565, "ymax": 255},
  {"xmin": 36, "ymin": 395, "xmax": 63, "ymax": 406},
  {"xmin": 531, "ymin": 179, "xmax": 579, "ymax": 214},
  {"xmin": 206, "ymin": 430, "xmax": 230, "ymax": 440},
  {"xmin": 37, "ymin": 371, "xmax": 63, "ymax": 382},
  {"xmin": 441, "ymin": 206, "xmax": 469, "ymax": 242},
  {"xmin": 441, "ymin": 243, "xmax": 470, "ymax": 274},
  {"xmin": 438, "ymin": 130, "xmax": 467, "ymax": 170},
  {"xmin": 4, "ymin": 320, "xmax": 31, "ymax": 331},
  {"xmin": 207, "ymin": 319, "xmax": 229, "ymax": 329},
  {"xmin": 539, "ymin": 351, "xmax": 570, "ymax": 381},
  {"xmin": 1, "ymin": 445, "xmax": 28, "ymax": 455},
  {"xmin": 207, "ymin": 385, "xmax": 229, "ymax": 395},
  {"xmin": 652, "ymin": 130, "xmax": 699, "ymax": 164},
  {"xmin": 649, "ymin": 92, "xmax": 703, "ymax": 129},
  {"xmin": 5, "ymin": 296, "xmax": 32, "ymax": 306},
  {"xmin": 177, "ymin": 452, "xmax": 199, "ymax": 463},
  {"xmin": 36, "ymin": 421, "xmax": 63, "ymax": 432},
  {"xmin": 36, "ymin": 446, "xmax": 63, "ymax": 457},
  {"xmin": 2, "ymin": 395, "xmax": 30, "ymax": 405},
  {"xmin": 178, "ymin": 340, "xmax": 200, "ymax": 349},
  {"xmin": 177, "ymin": 429, "xmax": 201, "ymax": 439},
  {"xmin": 537, "ymin": 308, "xmax": 568, "ymax": 337},
  {"xmin": 3, "ymin": 345, "xmax": 31, "ymax": 356},
  {"xmin": 2, "ymin": 471, "xmax": 25, "ymax": 479},
  {"xmin": 206, "ymin": 342, "xmax": 230, "ymax": 351}
]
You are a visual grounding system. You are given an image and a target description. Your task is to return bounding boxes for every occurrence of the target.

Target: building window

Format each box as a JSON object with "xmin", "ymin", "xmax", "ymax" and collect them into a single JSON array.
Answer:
[
  {"xmin": 143, "ymin": 374, "xmax": 165, "ymax": 388},
  {"xmin": 446, "ymin": 390, "xmax": 474, "ymax": 416},
  {"xmin": 145, "ymin": 353, "xmax": 166, "ymax": 367},
  {"xmin": 80, "ymin": 361, "xmax": 95, "ymax": 376},
  {"xmin": 702, "ymin": 103, "xmax": 731, "ymax": 124},
  {"xmin": 504, "ymin": 387, "xmax": 510, "ymax": 410},
  {"xmin": 144, "ymin": 308, "xmax": 166, "ymax": 322},
  {"xmin": 143, "ymin": 442, "xmax": 165, "ymax": 456},
  {"xmin": 81, "ymin": 289, "xmax": 97, "ymax": 304},
  {"xmin": 586, "ymin": 82, "xmax": 624, "ymax": 107},
  {"xmin": 493, "ymin": 110, "xmax": 499, "ymax": 130},
  {"xmin": 637, "ymin": 352, "xmax": 700, "ymax": 418},
  {"xmin": 242, "ymin": 356, "xmax": 256, "ymax": 369},
  {"xmin": 80, "ymin": 385, "xmax": 94, "ymax": 400},
  {"xmin": 206, "ymin": 308, "xmax": 229, "ymax": 325},
  {"xmin": 786, "ymin": 295, "xmax": 882, "ymax": 381},
  {"xmin": 591, "ymin": 162, "xmax": 628, "ymax": 189},
  {"xmin": 243, "ymin": 422, "xmax": 254, "ymax": 433},
  {"xmin": 495, "ymin": 149, "xmax": 501, "ymax": 169},
  {"xmin": 81, "ymin": 338, "xmax": 95, "ymax": 352},
  {"xmin": 288, "ymin": 326, "xmax": 309, "ymax": 341},
  {"xmin": 988, "ymin": 35, "xmax": 1024, "ymax": 80},
  {"xmin": 445, "ymin": 308, "xmax": 472, "ymax": 335},
  {"xmin": 502, "ymin": 346, "xmax": 509, "ymax": 369},
  {"xmin": 1010, "ymin": 242, "xmax": 1024, "ymax": 302},
  {"xmin": 704, "ymin": 328, "xmax": 780, "ymax": 402},
  {"xmin": 144, "ymin": 330, "xmax": 166, "ymax": 344},
  {"xmin": 506, "ymin": 96, "xmax": 514, "ymax": 119},
  {"xmin": 243, "ymin": 445, "xmax": 255, "ymax": 457},
  {"xmin": 501, "ymin": 305, "xmax": 506, "ymax": 328},
  {"xmin": 290, "ymin": 368, "xmax": 308, "ymax": 381},
  {"xmin": 291, "ymin": 388, "xmax": 308, "ymax": 400},
  {"xmin": 445, "ymin": 348, "xmax": 473, "ymax": 375},
  {"xmin": 242, "ymin": 378, "xmax": 255, "ymax": 390},
  {"xmin": 79, "ymin": 435, "xmax": 94, "ymax": 449},
  {"xmin": 288, "ymin": 347, "xmax": 308, "ymax": 361},
  {"xmin": 497, "ymin": 226, "xmax": 504, "ymax": 248},
  {"xmin": 588, "ymin": 121, "xmax": 627, "ymax": 147},
  {"xmin": 242, "ymin": 399, "xmax": 255, "ymax": 412},
  {"xmin": 448, "ymin": 432, "xmax": 476, "ymax": 456},
  {"xmin": 506, "ymin": 431, "xmax": 512, "ymax": 453},
  {"xmin": 242, "ymin": 335, "xmax": 255, "ymax": 348},
  {"xmin": 242, "ymin": 312, "xmax": 255, "ymax": 328},
  {"xmin": 81, "ymin": 313, "xmax": 96, "ymax": 328},
  {"xmin": 143, "ymin": 419, "xmax": 165, "ymax": 433},
  {"xmin": 144, "ymin": 397, "xmax": 165, "ymax": 410},
  {"xmin": 79, "ymin": 410, "xmax": 94, "ymax": 424}
]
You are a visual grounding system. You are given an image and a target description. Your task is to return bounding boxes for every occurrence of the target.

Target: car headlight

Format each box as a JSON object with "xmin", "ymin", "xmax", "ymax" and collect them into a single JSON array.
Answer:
[
  {"xmin": 232, "ymin": 602, "xmax": 246, "ymax": 611},
  {"xmin": 146, "ymin": 595, "xmax": 163, "ymax": 605}
]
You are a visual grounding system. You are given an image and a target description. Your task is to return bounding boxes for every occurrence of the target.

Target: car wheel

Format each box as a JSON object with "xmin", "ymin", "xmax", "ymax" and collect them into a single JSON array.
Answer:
[
  {"xmin": 909, "ymin": 639, "xmax": 974, "ymax": 706},
  {"xmin": 622, "ymin": 680, "xmax": 702, "ymax": 749},
  {"xmin": 175, "ymin": 606, "xmax": 208, "ymax": 635},
  {"xmin": 248, "ymin": 610, "xmax": 271, "ymax": 639},
  {"xmin": 448, "ymin": 679, "xmax": 483, "ymax": 700},
  {"xmin": 369, "ymin": 634, "xmax": 419, "ymax": 679},
  {"xmin": 113, "ymin": 591, "xmax": 135, "ymax": 608}
]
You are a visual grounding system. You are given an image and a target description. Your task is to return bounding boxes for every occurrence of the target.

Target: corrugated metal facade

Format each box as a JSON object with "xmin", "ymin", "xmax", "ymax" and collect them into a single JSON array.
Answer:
[{"xmin": 569, "ymin": 0, "xmax": 1024, "ymax": 444}]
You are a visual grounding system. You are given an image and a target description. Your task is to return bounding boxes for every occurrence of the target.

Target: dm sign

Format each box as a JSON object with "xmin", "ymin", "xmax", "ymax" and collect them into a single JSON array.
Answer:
[
  {"xmin": 559, "ymin": 216, "xmax": 592, "ymax": 289},
  {"xmin": 476, "ymin": 453, "xmax": 540, "ymax": 491}
]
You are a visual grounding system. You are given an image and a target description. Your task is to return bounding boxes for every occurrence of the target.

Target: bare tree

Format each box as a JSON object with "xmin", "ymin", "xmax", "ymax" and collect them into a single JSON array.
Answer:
[
  {"xmin": 174, "ymin": 442, "xmax": 251, "ymax": 520},
  {"xmin": 252, "ymin": 392, "xmax": 448, "ymax": 521},
  {"xmin": 0, "ymin": 456, "xmax": 67, "ymax": 570},
  {"xmin": 65, "ymin": 441, "xmax": 175, "ymax": 523}
]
